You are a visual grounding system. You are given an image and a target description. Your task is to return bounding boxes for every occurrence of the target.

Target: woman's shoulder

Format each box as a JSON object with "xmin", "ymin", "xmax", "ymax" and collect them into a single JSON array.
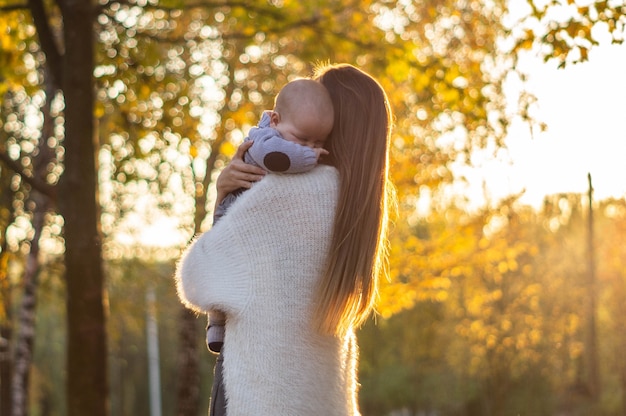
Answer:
[
  {"xmin": 256, "ymin": 164, "xmax": 338, "ymax": 191},
  {"xmin": 313, "ymin": 163, "xmax": 339, "ymax": 178},
  {"xmin": 233, "ymin": 165, "xmax": 338, "ymax": 216},
  {"xmin": 271, "ymin": 164, "xmax": 338, "ymax": 184},
  {"xmin": 217, "ymin": 164, "xmax": 338, "ymax": 244}
]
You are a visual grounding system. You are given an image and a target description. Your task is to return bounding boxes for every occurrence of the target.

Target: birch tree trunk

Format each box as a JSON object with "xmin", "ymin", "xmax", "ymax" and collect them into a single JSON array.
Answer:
[
  {"xmin": 9, "ymin": 65, "xmax": 56, "ymax": 416},
  {"xmin": 10, "ymin": 192, "xmax": 48, "ymax": 416}
]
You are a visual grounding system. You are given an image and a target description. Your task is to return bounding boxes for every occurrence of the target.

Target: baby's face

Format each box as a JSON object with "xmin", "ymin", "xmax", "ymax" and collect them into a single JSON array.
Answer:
[{"xmin": 270, "ymin": 111, "xmax": 331, "ymax": 149}]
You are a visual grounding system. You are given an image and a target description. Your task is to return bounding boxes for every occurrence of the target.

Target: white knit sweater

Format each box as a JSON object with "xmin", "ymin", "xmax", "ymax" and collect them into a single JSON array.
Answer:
[{"xmin": 176, "ymin": 165, "xmax": 361, "ymax": 416}]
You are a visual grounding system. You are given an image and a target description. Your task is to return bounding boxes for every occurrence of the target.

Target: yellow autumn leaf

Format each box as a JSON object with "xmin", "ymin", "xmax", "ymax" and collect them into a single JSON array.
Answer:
[{"xmin": 219, "ymin": 141, "xmax": 237, "ymax": 159}]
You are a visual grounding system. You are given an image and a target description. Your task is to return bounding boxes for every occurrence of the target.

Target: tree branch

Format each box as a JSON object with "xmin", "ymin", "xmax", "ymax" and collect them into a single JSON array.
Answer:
[
  {"xmin": 0, "ymin": 152, "xmax": 56, "ymax": 201},
  {"xmin": 101, "ymin": 0, "xmax": 286, "ymax": 19},
  {"xmin": 0, "ymin": 1, "xmax": 28, "ymax": 12},
  {"xmin": 28, "ymin": 0, "xmax": 63, "ymax": 90}
]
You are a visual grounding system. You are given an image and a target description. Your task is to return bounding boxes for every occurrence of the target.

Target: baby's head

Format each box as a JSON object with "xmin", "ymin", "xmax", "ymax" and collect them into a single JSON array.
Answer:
[{"xmin": 269, "ymin": 79, "xmax": 334, "ymax": 149}]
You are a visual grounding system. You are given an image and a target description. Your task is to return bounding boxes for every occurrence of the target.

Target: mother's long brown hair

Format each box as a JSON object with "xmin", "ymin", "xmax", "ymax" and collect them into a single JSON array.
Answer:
[{"xmin": 314, "ymin": 63, "xmax": 393, "ymax": 336}]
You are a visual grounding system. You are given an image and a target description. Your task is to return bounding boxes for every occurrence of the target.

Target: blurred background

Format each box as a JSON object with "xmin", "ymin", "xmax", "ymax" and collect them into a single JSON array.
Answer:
[{"xmin": 1, "ymin": 1, "xmax": 625, "ymax": 415}]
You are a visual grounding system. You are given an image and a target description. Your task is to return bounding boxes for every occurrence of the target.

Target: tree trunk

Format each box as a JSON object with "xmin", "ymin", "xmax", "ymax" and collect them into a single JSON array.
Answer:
[
  {"xmin": 176, "ymin": 52, "xmax": 246, "ymax": 411},
  {"xmin": 176, "ymin": 307, "xmax": 202, "ymax": 416},
  {"xmin": 11, "ymin": 192, "xmax": 47, "ymax": 416},
  {"xmin": 0, "ymin": 250, "xmax": 13, "ymax": 416},
  {"xmin": 585, "ymin": 173, "xmax": 600, "ymax": 400},
  {"xmin": 10, "ymin": 66, "xmax": 56, "ymax": 416},
  {"xmin": 57, "ymin": 2, "xmax": 108, "ymax": 415},
  {"xmin": 0, "ymin": 100, "xmax": 19, "ymax": 416},
  {"xmin": 621, "ymin": 363, "xmax": 626, "ymax": 416},
  {"xmin": 176, "ymin": 124, "xmax": 226, "ymax": 416}
]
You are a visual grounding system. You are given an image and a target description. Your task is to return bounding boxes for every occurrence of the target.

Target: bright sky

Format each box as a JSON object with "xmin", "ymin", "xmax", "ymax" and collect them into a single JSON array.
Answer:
[{"xmin": 461, "ymin": 39, "xmax": 626, "ymax": 208}]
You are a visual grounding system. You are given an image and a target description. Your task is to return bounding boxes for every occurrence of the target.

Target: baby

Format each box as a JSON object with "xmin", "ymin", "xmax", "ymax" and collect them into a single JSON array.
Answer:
[{"xmin": 207, "ymin": 78, "xmax": 334, "ymax": 353}]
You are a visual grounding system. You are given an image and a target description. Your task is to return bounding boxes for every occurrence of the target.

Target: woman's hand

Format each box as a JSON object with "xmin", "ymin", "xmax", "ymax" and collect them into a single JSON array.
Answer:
[{"xmin": 215, "ymin": 141, "xmax": 266, "ymax": 205}]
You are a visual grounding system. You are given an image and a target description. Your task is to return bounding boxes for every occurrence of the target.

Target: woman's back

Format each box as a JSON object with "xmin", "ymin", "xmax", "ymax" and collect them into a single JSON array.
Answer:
[{"xmin": 177, "ymin": 165, "xmax": 360, "ymax": 415}]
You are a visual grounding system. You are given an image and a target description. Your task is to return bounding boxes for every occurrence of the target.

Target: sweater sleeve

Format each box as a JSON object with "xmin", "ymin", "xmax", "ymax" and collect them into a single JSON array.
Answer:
[
  {"xmin": 175, "ymin": 165, "xmax": 339, "ymax": 318},
  {"xmin": 175, "ymin": 217, "xmax": 251, "ymax": 316}
]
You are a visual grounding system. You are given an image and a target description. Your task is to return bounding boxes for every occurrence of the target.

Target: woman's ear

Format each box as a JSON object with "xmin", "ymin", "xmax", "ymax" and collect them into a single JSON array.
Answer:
[{"xmin": 269, "ymin": 111, "xmax": 280, "ymax": 127}]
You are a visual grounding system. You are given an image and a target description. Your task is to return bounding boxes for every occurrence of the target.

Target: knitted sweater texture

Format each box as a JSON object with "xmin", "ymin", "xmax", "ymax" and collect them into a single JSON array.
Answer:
[{"xmin": 176, "ymin": 165, "xmax": 361, "ymax": 416}]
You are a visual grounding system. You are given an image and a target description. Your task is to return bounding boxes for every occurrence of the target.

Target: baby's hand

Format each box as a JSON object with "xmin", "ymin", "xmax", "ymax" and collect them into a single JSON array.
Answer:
[{"xmin": 313, "ymin": 148, "xmax": 329, "ymax": 161}]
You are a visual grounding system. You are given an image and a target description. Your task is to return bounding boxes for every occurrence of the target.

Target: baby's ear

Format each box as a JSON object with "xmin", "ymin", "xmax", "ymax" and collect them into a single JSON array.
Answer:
[{"xmin": 269, "ymin": 111, "xmax": 280, "ymax": 127}]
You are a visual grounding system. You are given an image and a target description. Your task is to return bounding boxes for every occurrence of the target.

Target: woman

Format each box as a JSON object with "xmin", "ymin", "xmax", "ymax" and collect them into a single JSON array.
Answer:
[{"xmin": 176, "ymin": 63, "xmax": 393, "ymax": 415}]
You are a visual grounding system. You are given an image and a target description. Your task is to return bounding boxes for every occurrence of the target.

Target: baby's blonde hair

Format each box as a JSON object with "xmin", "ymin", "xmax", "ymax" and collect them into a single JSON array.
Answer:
[{"xmin": 274, "ymin": 78, "xmax": 334, "ymax": 133}]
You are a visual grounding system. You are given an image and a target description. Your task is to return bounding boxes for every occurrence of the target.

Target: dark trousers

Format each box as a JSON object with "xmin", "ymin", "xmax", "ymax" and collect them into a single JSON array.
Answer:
[{"xmin": 209, "ymin": 351, "xmax": 227, "ymax": 416}]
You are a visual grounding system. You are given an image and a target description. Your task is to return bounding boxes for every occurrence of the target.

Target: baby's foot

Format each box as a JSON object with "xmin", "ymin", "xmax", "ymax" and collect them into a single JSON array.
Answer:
[{"xmin": 207, "ymin": 325, "xmax": 225, "ymax": 354}]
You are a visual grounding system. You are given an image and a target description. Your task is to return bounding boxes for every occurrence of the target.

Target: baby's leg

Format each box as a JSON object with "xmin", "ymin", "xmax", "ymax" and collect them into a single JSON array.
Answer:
[{"xmin": 207, "ymin": 310, "xmax": 226, "ymax": 353}]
